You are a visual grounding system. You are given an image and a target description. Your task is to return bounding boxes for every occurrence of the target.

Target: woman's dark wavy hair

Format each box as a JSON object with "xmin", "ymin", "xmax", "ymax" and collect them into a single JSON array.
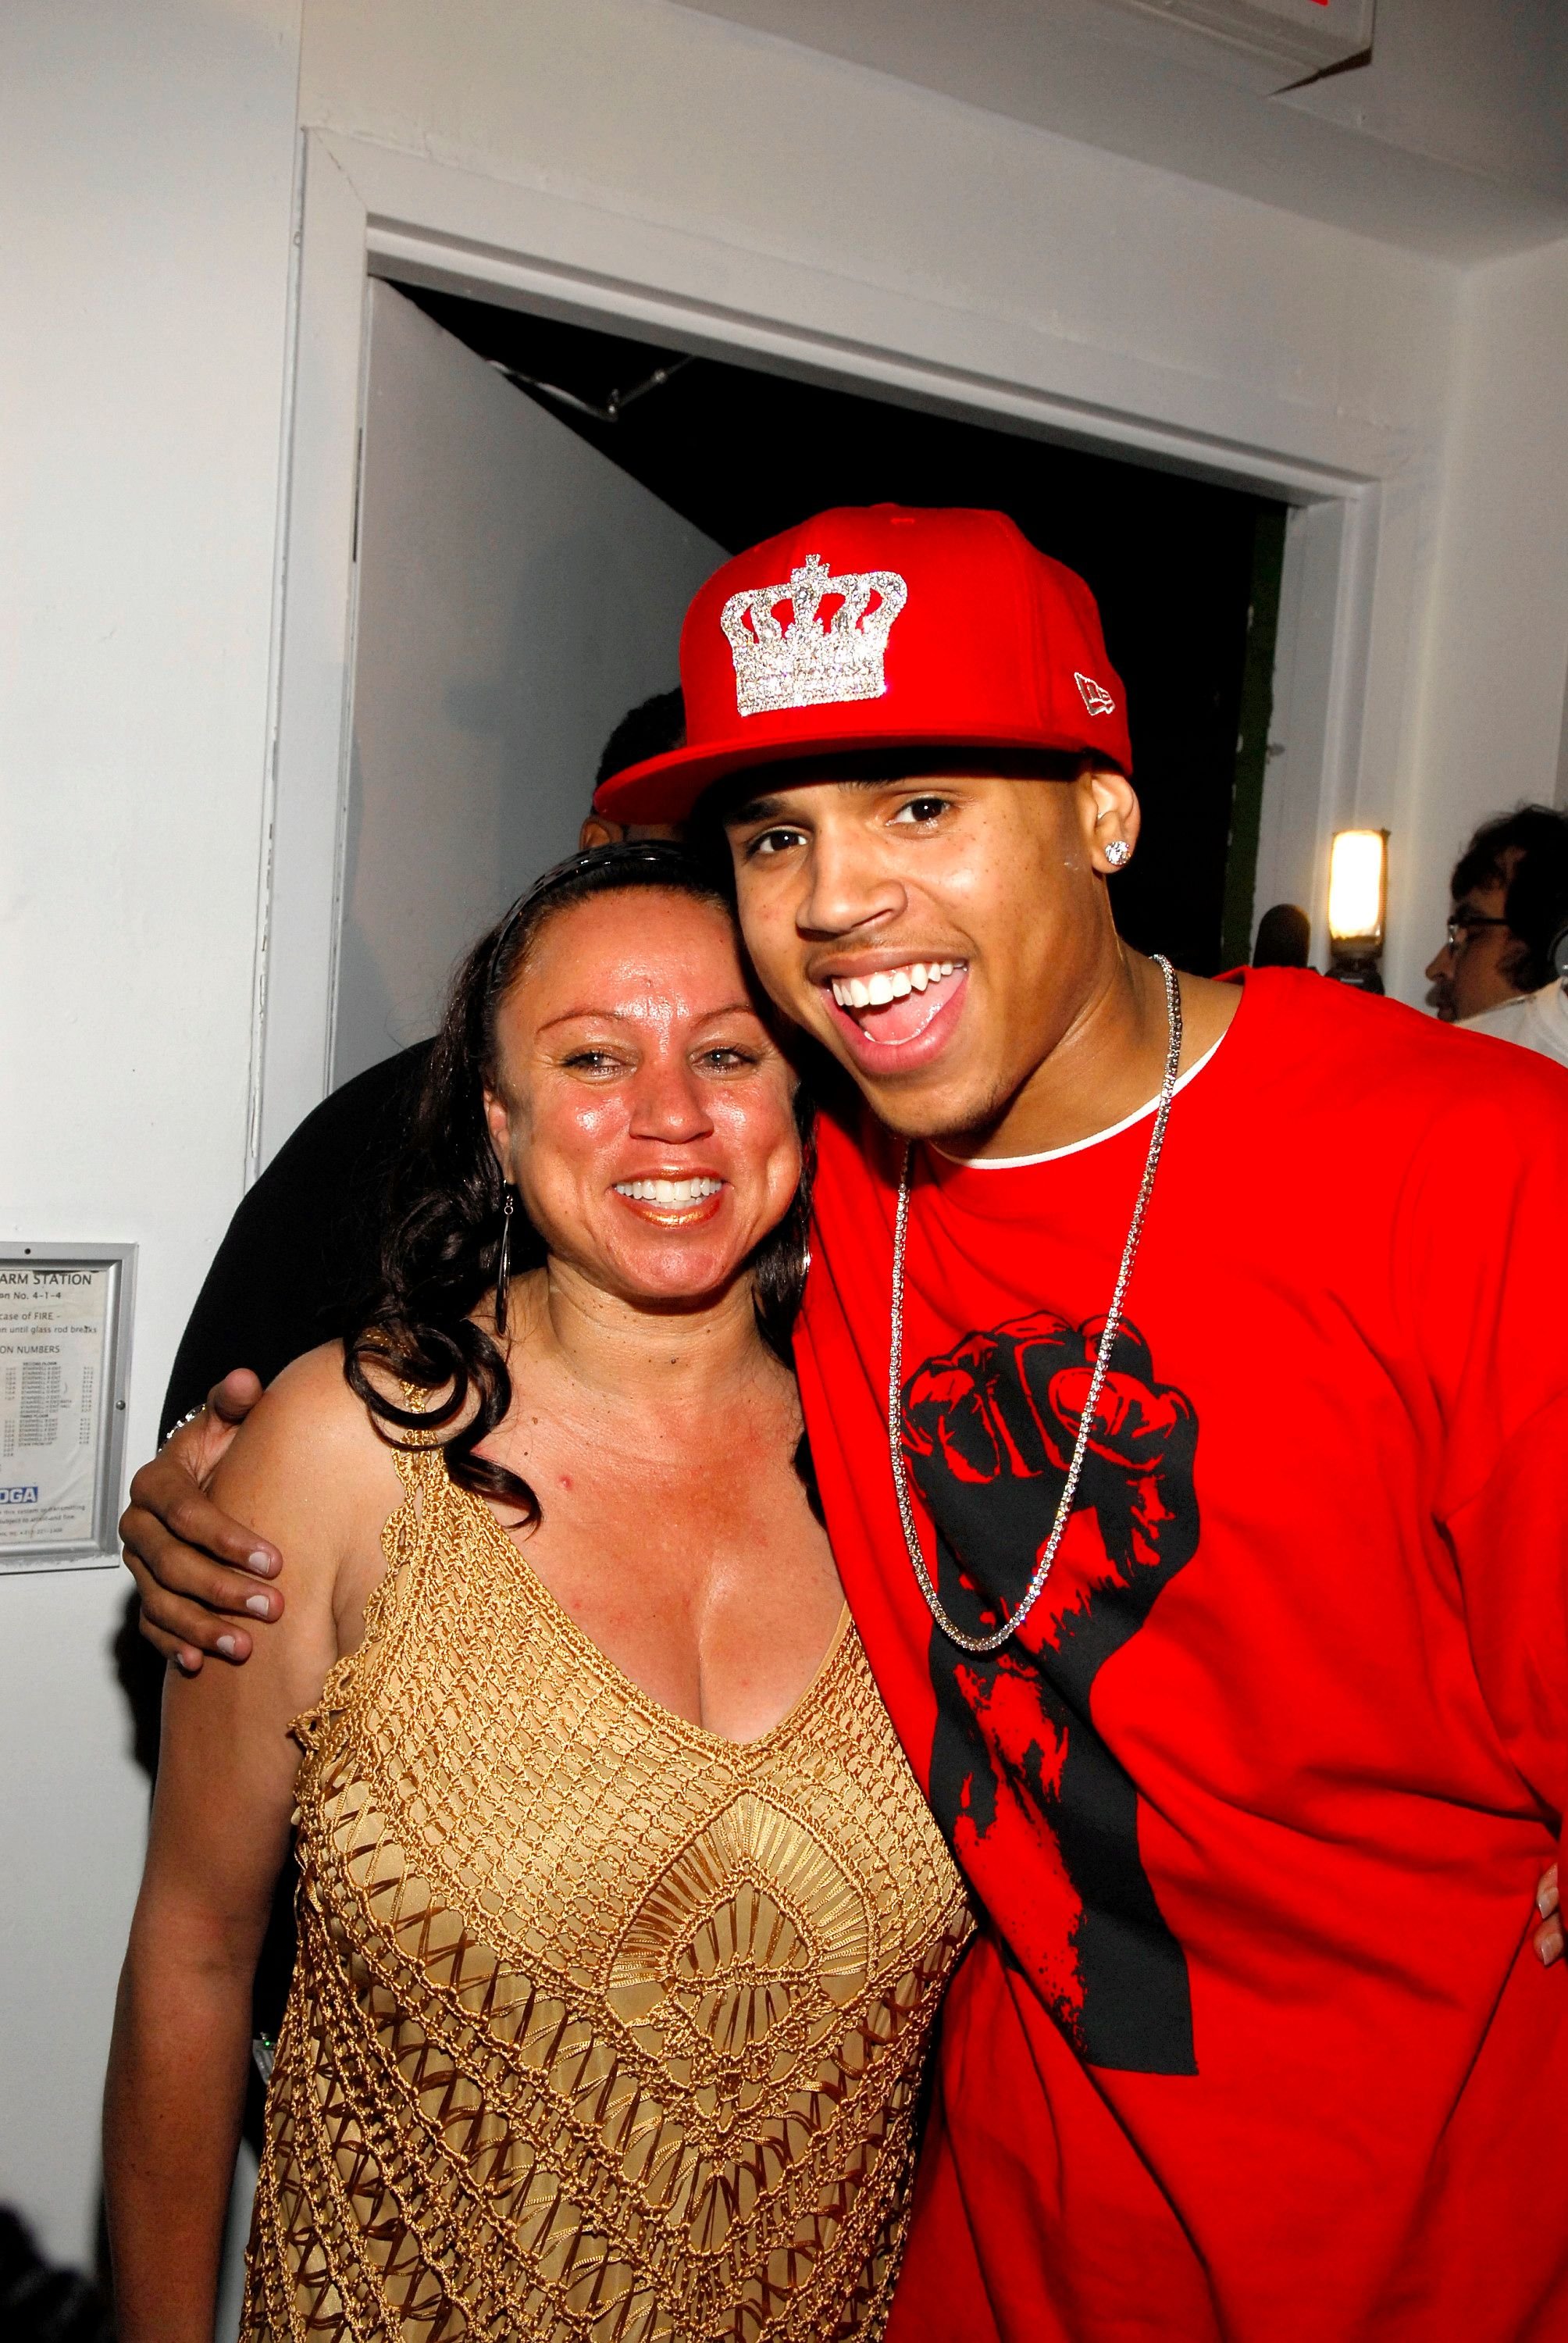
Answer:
[{"xmin": 344, "ymin": 841, "xmax": 814, "ymax": 1522}]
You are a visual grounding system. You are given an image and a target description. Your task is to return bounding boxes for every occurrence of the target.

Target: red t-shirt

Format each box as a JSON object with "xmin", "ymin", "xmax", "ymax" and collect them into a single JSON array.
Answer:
[{"xmin": 795, "ymin": 969, "xmax": 1568, "ymax": 2341}]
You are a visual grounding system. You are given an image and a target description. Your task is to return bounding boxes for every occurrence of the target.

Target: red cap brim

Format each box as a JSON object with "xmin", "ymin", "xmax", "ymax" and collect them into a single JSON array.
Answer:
[{"xmin": 597, "ymin": 722, "xmax": 1128, "ymax": 826}]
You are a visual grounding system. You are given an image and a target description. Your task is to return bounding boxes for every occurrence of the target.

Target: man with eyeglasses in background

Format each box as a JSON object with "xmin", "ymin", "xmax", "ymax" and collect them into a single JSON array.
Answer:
[{"xmin": 1426, "ymin": 804, "xmax": 1568, "ymax": 1062}]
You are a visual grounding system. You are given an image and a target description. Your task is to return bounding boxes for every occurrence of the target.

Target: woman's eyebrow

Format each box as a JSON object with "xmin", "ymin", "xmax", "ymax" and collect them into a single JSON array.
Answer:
[
  {"xmin": 690, "ymin": 1000, "xmax": 764, "ymax": 1027},
  {"xmin": 535, "ymin": 1005, "xmax": 635, "ymax": 1035}
]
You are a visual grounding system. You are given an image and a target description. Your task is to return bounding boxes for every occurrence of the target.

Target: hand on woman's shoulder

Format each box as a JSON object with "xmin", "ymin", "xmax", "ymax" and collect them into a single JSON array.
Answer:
[
  {"xmin": 154, "ymin": 1347, "xmax": 408, "ymax": 1824},
  {"xmin": 208, "ymin": 1342, "xmax": 405, "ymax": 1599}
]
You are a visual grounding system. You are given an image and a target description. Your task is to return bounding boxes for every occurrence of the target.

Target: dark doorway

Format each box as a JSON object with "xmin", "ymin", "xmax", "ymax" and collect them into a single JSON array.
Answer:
[{"xmin": 397, "ymin": 285, "xmax": 1285, "ymax": 976}]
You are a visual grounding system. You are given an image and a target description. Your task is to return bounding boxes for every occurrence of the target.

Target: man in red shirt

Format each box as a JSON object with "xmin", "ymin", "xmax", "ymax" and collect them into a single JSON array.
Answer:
[
  {"xmin": 129, "ymin": 507, "xmax": 1568, "ymax": 2337},
  {"xmin": 599, "ymin": 505, "xmax": 1568, "ymax": 2340}
]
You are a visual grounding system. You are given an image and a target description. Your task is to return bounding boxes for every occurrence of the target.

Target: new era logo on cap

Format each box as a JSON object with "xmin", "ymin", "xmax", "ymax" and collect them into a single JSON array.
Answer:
[{"xmin": 596, "ymin": 504, "xmax": 1132, "ymax": 823}]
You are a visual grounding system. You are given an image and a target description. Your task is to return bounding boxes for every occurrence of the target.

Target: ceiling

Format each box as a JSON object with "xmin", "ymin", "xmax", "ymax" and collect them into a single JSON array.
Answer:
[{"xmin": 678, "ymin": 0, "xmax": 1568, "ymax": 261}]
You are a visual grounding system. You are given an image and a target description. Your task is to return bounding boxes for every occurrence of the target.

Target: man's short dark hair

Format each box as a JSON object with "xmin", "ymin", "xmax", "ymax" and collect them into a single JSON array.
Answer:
[
  {"xmin": 594, "ymin": 688, "xmax": 685, "ymax": 789},
  {"xmin": 1451, "ymin": 804, "xmax": 1568, "ymax": 993}
]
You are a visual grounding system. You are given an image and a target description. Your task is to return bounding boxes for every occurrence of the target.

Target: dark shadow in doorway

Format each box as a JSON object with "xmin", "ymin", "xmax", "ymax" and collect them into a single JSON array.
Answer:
[{"xmin": 398, "ymin": 287, "xmax": 1287, "ymax": 976}]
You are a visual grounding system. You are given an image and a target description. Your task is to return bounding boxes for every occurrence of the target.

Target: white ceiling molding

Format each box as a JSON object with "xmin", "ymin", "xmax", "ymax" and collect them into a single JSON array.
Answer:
[
  {"xmin": 1110, "ymin": 0, "xmax": 1374, "ymax": 80},
  {"xmin": 676, "ymin": 0, "xmax": 1568, "ymax": 261}
]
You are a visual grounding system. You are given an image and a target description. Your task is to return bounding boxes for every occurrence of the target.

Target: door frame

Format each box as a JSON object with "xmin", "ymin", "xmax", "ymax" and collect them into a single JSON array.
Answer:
[{"xmin": 253, "ymin": 126, "xmax": 1382, "ymax": 1172}]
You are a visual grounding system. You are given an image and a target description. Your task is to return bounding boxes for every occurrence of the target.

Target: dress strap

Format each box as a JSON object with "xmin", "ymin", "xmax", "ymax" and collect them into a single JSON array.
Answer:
[{"xmin": 391, "ymin": 1383, "xmax": 449, "ymax": 1500}]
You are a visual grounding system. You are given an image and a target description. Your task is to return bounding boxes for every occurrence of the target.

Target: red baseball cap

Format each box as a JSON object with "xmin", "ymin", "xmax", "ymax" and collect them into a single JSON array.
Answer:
[{"xmin": 595, "ymin": 503, "xmax": 1131, "ymax": 823}]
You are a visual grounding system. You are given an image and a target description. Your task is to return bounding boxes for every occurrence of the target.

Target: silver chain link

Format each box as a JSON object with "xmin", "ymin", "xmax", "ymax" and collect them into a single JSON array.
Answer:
[{"xmin": 887, "ymin": 955, "xmax": 1184, "ymax": 1655}]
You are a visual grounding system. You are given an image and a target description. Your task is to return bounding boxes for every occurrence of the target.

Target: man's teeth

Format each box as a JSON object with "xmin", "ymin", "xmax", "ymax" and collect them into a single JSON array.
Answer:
[
  {"xmin": 615, "ymin": 1177, "xmax": 723, "ymax": 1204},
  {"xmin": 830, "ymin": 962, "xmax": 961, "ymax": 1011}
]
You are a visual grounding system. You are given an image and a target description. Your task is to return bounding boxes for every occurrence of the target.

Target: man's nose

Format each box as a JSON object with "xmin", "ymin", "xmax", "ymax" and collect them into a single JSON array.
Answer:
[
  {"xmin": 798, "ymin": 826, "xmax": 907, "ymax": 937},
  {"xmin": 626, "ymin": 1057, "xmax": 714, "ymax": 1143},
  {"xmin": 1424, "ymin": 942, "xmax": 1453, "ymax": 984}
]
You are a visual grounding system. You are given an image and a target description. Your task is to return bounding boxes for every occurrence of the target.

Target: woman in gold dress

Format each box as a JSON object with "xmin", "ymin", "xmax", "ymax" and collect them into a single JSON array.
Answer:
[{"xmin": 105, "ymin": 843, "xmax": 971, "ymax": 2343}]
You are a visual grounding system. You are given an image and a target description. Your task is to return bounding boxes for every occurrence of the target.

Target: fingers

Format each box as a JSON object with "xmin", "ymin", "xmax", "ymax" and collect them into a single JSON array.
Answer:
[
  {"xmin": 1049, "ymin": 1367, "xmax": 1185, "ymax": 1463},
  {"xmin": 121, "ymin": 1503, "xmax": 283, "ymax": 1621},
  {"xmin": 124, "ymin": 1449, "xmax": 280, "ymax": 1578},
  {"xmin": 118, "ymin": 1387, "xmax": 283, "ymax": 1674},
  {"xmin": 208, "ymin": 1367, "xmax": 264, "ymax": 1426},
  {"xmin": 119, "ymin": 1477, "xmax": 286, "ymax": 1676},
  {"xmin": 134, "ymin": 1607, "xmax": 208, "ymax": 1677},
  {"xmin": 123, "ymin": 1537, "xmax": 273, "ymax": 1669},
  {"xmin": 1534, "ymin": 1863, "xmax": 1561, "ymax": 1965}
]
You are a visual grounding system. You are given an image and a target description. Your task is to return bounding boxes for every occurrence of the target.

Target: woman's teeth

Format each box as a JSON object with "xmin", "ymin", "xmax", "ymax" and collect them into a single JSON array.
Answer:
[
  {"xmin": 614, "ymin": 1177, "xmax": 723, "ymax": 1204},
  {"xmin": 830, "ymin": 961, "xmax": 961, "ymax": 1011}
]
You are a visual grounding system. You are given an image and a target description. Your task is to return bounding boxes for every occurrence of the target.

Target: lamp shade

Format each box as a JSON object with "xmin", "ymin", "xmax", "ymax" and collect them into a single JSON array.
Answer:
[{"xmin": 1327, "ymin": 829, "xmax": 1388, "ymax": 948}]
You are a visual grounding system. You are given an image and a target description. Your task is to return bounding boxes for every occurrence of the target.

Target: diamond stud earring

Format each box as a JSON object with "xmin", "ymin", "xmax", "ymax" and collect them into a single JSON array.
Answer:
[{"xmin": 1105, "ymin": 839, "xmax": 1132, "ymax": 868}]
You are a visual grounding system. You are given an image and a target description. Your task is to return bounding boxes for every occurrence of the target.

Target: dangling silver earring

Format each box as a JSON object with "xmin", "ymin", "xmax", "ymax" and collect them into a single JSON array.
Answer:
[
  {"xmin": 495, "ymin": 1183, "xmax": 517, "ymax": 1334},
  {"xmin": 1106, "ymin": 839, "xmax": 1132, "ymax": 869}
]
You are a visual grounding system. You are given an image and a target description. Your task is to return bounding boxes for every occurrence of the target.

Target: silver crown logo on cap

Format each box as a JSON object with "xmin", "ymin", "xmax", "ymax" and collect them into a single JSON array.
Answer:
[{"xmin": 720, "ymin": 554, "xmax": 908, "ymax": 718}]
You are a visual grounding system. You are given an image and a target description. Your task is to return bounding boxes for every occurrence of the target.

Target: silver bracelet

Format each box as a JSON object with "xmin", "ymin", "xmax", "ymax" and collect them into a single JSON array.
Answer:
[{"xmin": 161, "ymin": 1403, "xmax": 205, "ymax": 1445}]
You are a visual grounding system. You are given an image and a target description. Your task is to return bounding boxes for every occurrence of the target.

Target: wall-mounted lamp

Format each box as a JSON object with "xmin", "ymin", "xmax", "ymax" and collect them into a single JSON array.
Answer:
[{"xmin": 1326, "ymin": 828, "xmax": 1388, "ymax": 992}]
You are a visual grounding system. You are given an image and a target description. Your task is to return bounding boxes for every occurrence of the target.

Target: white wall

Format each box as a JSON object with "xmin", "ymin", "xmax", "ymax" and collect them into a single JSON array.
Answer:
[
  {"xmin": 1285, "ymin": 0, "xmax": 1568, "ymax": 215},
  {"xmin": 687, "ymin": 0, "xmax": 1568, "ymax": 259},
  {"xmin": 2, "ymin": 0, "xmax": 1566, "ymax": 2283},
  {"xmin": 295, "ymin": 0, "xmax": 1568, "ymax": 981},
  {"xmin": 0, "ymin": 0, "xmax": 303, "ymax": 2274},
  {"xmin": 336, "ymin": 284, "xmax": 722, "ymax": 1083},
  {"xmin": 1398, "ymin": 236, "xmax": 1568, "ymax": 988},
  {"xmin": 299, "ymin": 0, "xmax": 1455, "ymax": 473}
]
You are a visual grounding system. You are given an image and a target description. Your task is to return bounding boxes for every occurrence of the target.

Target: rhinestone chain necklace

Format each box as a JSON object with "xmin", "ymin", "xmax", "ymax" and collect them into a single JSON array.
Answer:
[{"xmin": 887, "ymin": 954, "xmax": 1183, "ymax": 1656}]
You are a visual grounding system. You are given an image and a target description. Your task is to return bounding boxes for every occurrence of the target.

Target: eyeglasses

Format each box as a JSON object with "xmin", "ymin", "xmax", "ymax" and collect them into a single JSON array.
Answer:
[{"xmin": 1445, "ymin": 914, "xmax": 1509, "ymax": 952}]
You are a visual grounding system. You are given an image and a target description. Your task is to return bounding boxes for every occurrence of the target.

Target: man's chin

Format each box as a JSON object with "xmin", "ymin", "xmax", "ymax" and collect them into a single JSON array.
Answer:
[{"xmin": 816, "ymin": 1043, "xmax": 1011, "ymax": 1147}]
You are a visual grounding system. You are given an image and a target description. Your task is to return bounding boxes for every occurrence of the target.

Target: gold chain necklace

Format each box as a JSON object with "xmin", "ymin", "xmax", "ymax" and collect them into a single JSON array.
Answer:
[{"xmin": 886, "ymin": 955, "xmax": 1182, "ymax": 1655}]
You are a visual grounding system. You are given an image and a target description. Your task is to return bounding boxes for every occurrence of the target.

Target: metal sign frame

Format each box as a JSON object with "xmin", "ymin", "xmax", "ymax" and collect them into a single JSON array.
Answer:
[{"xmin": 0, "ymin": 1241, "xmax": 137, "ymax": 1573}]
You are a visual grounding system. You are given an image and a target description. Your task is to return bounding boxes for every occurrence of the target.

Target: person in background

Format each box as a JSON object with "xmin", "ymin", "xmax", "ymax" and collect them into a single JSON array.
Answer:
[
  {"xmin": 1425, "ymin": 804, "xmax": 1568, "ymax": 1040},
  {"xmin": 1455, "ymin": 824, "xmax": 1568, "ymax": 1068},
  {"xmin": 1250, "ymin": 902, "xmax": 1310, "ymax": 969}
]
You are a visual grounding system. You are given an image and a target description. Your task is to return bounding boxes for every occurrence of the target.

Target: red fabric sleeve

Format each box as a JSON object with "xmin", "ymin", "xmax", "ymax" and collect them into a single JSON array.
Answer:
[
  {"xmin": 1409, "ymin": 1057, "xmax": 1568, "ymax": 1833},
  {"xmin": 1442, "ymin": 1391, "xmax": 1568, "ymax": 1833}
]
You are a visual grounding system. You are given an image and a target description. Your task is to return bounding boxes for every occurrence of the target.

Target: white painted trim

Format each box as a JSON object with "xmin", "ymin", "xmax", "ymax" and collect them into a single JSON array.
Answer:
[
  {"xmin": 370, "ymin": 230, "xmax": 1368, "ymax": 507},
  {"xmin": 323, "ymin": 276, "xmax": 376, "ymax": 1097},
  {"xmin": 244, "ymin": 124, "xmax": 309, "ymax": 1187},
  {"xmin": 1252, "ymin": 489, "xmax": 1380, "ymax": 962},
  {"xmin": 254, "ymin": 137, "xmax": 373, "ymax": 1170},
  {"xmin": 255, "ymin": 127, "xmax": 1381, "ymax": 1165},
  {"xmin": 331, "ymin": 130, "xmax": 1392, "ymax": 497}
]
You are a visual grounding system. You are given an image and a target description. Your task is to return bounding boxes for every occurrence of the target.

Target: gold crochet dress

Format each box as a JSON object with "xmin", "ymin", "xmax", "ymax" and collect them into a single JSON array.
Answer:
[{"xmin": 241, "ymin": 1436, "xmax": 972, "ymax": 2342}]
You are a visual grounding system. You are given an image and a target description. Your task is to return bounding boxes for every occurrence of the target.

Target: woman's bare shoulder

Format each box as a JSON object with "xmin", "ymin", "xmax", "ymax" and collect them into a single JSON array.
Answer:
[{"xmin": 209, "ymin": 1343, "xmax": 404, "ymax": 1567}]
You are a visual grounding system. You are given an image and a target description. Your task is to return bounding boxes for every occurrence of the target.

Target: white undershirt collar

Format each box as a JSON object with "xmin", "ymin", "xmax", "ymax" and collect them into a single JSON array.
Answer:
[{"xmin": 932, "ymin": 1029, "xmax": 1228, "ymax": 1171}]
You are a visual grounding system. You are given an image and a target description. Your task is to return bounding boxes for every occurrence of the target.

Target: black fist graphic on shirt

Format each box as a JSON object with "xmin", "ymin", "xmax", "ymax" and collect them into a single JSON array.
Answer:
[{"xmin": 901, "ymin": 1311, "xmax": 1200, "ymax": 2074}]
